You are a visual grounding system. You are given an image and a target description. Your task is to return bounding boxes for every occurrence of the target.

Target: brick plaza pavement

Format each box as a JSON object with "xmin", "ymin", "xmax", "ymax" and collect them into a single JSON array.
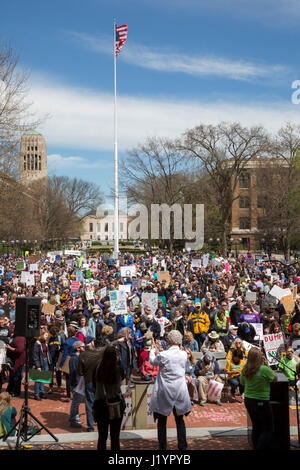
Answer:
[{"xmin": 0, "ymin": 382, "xmax": 299, "ymax": 451}]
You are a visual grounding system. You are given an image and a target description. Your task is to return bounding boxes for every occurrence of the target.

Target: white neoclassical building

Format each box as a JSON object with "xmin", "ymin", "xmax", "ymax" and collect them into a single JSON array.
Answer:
[{"xmin": 80, "ymin": 207, "xmax": 129, "ymax": 242}]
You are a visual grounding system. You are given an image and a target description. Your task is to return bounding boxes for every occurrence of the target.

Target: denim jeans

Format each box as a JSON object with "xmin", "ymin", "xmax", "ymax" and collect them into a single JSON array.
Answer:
[
  {"xmin": 227, "ymin": 377, "xmax": 244, "ymax": 395},
  {"xmin": 69, "ymin": 387, "xmax": 83, "ymax": 424},
  {"xmin": 34, "ymin": 358, "xmax": 49, "ymax": 397},
  {"xmin": 85, "ymin": 382, "xmax": 95, "ymax": 431}
]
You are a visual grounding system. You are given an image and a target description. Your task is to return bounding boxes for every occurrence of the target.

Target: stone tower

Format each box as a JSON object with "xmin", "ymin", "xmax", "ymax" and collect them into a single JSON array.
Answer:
[{"xmin": 20, "ymin": 131, "xmax": 47, "ymax": 183}]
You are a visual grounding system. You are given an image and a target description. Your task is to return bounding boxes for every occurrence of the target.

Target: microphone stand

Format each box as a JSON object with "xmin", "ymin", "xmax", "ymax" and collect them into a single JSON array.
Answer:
[{"xmin": 276, "ymin": 353, "xmax": 300, "ymax": 448}]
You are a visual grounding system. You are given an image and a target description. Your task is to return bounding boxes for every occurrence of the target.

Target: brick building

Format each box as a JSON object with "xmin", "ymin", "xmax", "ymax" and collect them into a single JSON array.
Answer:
[{"xmin": 230, "ymin": 158, "xmax": 287, "ymax": 251}]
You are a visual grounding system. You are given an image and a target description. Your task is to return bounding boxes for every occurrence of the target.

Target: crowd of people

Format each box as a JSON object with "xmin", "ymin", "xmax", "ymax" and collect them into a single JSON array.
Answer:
[{"xmin": 0, "ymin": 247, "xmax": 300, "ymax": 449}]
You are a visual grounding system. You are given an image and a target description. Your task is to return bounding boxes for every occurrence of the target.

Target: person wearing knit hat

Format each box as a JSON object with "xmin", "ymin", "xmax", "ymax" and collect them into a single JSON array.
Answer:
[{"xmin": 148, "ymin": 328, "xmax": 191, "ymax": 451}]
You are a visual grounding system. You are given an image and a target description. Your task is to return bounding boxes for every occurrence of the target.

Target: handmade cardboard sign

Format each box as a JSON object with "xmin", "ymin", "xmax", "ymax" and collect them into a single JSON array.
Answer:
[{"xmin": 157, "ymin": 271, "xmax": 171, "ymax": 286}]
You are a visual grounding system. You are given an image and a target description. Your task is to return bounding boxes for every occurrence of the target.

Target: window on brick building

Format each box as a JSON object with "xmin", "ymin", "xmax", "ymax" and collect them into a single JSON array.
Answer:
[
  {"xmin": 239, "ymin": 196, "xmax": 250, "ymax": 208},
  {"xmin": 239, "ymin": 217, "xmax": 251, "ymax": 230},
  {"xmin": 239, "ymin": 172, "xmax": 250, "ymax": 188}
]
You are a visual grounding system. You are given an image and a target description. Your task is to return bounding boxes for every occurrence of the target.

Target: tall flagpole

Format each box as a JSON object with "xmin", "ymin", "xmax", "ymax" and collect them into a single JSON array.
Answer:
[{"xmin": 113, "ymin": 18, "xmax": 119, "ymax": 260}]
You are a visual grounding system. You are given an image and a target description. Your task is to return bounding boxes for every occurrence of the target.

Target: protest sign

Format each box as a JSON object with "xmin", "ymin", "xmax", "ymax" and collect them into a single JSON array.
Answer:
[
  {"xmin": 119, "ymin": 284, "xmax": 131, "ymax": 294},
  {"xmin": 142, "ymin": 292, "xmax": 158, "ymax": 315},
  {"xmin": 42, "ymin": 303, "xmax": 56, "ymax": 315},
  {"xmin": 157, "ymin": 271, "xmax": 171, "ymax": 286},
  {"xmin": 85, "ymin": 285, "xmax": 94, "ymax": 301},
  {"xmin": 71, "ymin": 281, "xmax": 80, "ymax": 293},
  {"xmin": 211, "ymin": 258, "xmax": 221, "ymax": 268},
  {"xmin": 246, "ymin": 291, "xmax": 257, "ymax": 302},
  {"xmin": 75, "ymin": 269, "xmax": 84, "ymax": 282},
  {"xmin": 269, "ymin": 285, "xmax": 287, "ymax": 300},
  {"xmin": 0, "ymin": 266, "xmax": 4, "ymax": 276},
  {"xmin": 64, "ymin": 250, "xmax": 81, "ymax": 256},
  {"xmin": 202, "ymin": 254, "xmax": 210, "ymax": 268},
  {"xmin": 99, "ymin": 287, "xmax": 107, "ymax": 299},
  {"xmin": 21, "ymin": 271, "xmax": 35, "ymax": 286},
  {"xmin": 109, "ymin": 290, "xmax": 127, "ymax": 315},
  {"xmin": 29, "ymin": 263, "xmax": 39, "ymax": 272},
  {"xmin": 191, "ymin": 259, "xmax": 202, "ymax": 268},
  {"xmin": 281, "ymin": 294, "xmax": 295, "ymax": 314},
  {"xmin": 120, "ymin": 265, "xmax": 136, "ymax": 278},
  {"xmin": 17, "ymin": 262, "xmax": 25, "ymax": 271},
  {"xmin": 253, "ymin": 323, "xmax": 264, "ymax": 341},
  {"xmin": 293, "ymin": 285, "xmax": 298, "ymax": 300},
  {"xmin": 89, "ymin": 258, "xmax": 98, "ymax": 271},
  {"xmin": 263, "ymin": 333, "xmax": 285, "ymax": 366}
]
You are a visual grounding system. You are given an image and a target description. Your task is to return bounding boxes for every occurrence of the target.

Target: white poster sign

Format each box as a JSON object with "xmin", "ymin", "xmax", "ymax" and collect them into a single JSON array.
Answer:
[
  {"xmin": 269, "ymin": 286, "xmax": 290, "ymax": 301},
  {"xmin": 21, "ymin": 271, "xmax": 35, "ymax": 286},
  {"xmin": 253, "ymin": 323, "xmax": 264, "ymax": 341},
  {"xmin": 119, "ymin": 284, "xmax": 131, "ymax": 294},
  {"xmin": 29, "ymin": 263, "xmax": 39, "ymax": 272},
  {"xmin": 109, "ymin": 290, "xmax": 128, "ymax": 315},
  {"xmin": 263, "ymin": 333, "xmax": 285, "ymax": 366},
  {"xmin": 191, "ymin": 259, "xmax": 202, "ymax": 268},
  {"xmin": 202, "ymin": 254, "xmax": 210, "ymax": 268},
  {"xmin": 41, "ymin": 273, "xmax": 51, "ymax": 283},
  {"xmin": 120, "ymin": 265, "xmax": 136, "ymax": 278},
  {"xmin": 246, "ymin": 291, "xmax": 257, "ymax": 302},
  {"xmin": 99, "ymin": 287, "xmax": 107, "ymax": 299},
  {"xmin": 142, "ymin": 293, "xmax": 158, "ymax": 315}
]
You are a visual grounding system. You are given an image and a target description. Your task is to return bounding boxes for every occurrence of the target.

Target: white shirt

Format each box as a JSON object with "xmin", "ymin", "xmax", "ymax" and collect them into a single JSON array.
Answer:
[
  {"xmin": 155, "ymin": 316, "xmax": 169, "ymax": 337},
  {"xmin": 149, "ymin": 346, "xmax": 192, "ymax": 417}
]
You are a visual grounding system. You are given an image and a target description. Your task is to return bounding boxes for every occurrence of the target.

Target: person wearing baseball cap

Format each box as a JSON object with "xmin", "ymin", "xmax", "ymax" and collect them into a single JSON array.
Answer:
[
  {"xmin": 222, "ymin": 325, "xmax": 239, "ymax": 353},
  {"xmin": 188, "ymin": 303, "xmax": 210, "ymax": 350}
]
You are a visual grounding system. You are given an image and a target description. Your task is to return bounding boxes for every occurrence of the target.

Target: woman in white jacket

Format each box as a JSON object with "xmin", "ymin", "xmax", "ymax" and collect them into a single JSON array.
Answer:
[{"xmin": 149, "ymin": 330, "xmax": 191, "ymax": 450}]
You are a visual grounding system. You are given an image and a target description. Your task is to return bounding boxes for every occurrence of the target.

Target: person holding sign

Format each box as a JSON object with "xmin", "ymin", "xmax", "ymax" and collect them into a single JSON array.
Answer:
[{"xmin": 240, "ymin": 348, "xmax": 277, "ymax": 450}]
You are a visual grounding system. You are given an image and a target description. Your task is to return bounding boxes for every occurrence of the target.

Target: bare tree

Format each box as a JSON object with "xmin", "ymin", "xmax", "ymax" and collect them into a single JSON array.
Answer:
[
  {"xmin": 0, "ymin": 42, "xmax": 44, "ymax": 177},
  {"xmin": 178, "ymin": 122, "xmax": 269, "ymax": 255},
  {"xmin": 255, "ymin": 122, "xmax": 300, "ymax": 260},
  {"xmin": 48, "ymin": 175, "xmax": 104, "ymax": 219},
  {"xmin": 120, "ymin": 136, "xmax": 190, "ymax": 250}
]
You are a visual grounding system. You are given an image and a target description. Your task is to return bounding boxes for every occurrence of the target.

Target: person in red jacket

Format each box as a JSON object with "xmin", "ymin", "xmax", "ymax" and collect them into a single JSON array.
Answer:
[{"xmin": 139, "ymin": 339, "xmax": 159, "ymax": 380}]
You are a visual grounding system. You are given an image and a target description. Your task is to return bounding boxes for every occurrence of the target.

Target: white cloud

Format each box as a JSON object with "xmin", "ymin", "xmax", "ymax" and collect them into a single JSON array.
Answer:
[
  {"xmin": 47, "ymin": 153, "xmax": 113, "ymax": 170},
  {"xmin": 29, "ymin": 77, "xmax": 300, "ymax": 154},
  {"xmin": 68, "ymin": 31, "xmax": 288, "ymax": 82}
]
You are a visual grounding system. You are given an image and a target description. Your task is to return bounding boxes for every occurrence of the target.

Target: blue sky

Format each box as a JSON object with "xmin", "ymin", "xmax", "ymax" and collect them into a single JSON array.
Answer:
[{"xmin": 1, "ymin": 0, "xmax": 300, "ymax": 200}]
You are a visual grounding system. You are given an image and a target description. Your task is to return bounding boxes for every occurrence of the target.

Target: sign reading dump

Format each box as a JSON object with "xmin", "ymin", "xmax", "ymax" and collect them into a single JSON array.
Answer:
[{"xmin": 263, "ymin": 333, "xmax": 285, "ymax": 366}]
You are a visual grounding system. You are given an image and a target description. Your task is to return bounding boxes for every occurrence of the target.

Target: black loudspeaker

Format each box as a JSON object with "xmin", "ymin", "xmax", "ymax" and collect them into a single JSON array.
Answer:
[{"xmin": 14, "ymin": 297, "xmax": 41, "ymax": 338}]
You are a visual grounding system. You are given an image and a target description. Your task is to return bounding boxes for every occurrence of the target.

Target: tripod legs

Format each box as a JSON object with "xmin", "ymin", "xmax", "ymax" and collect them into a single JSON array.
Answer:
[{"xmin": 3, "ymin": 404, "xmax": 58, "ymax": 449}]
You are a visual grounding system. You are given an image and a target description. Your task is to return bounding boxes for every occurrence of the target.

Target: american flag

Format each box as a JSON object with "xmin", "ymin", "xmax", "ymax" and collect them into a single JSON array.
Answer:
[{"xmin": 115, "ymin": 24, "xmax": 128, "ymax": 56}]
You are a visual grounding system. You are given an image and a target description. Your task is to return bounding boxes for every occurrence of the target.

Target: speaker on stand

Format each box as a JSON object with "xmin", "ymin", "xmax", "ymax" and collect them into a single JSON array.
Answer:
[{"xmin": 3, "ymin": 297, "xmax": 59, "ymax": 449}]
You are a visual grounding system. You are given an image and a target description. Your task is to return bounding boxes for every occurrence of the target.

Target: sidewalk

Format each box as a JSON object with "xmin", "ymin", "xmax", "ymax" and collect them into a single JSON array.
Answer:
[{"xmin": 0, "ymin": 383, "xmax": 299, "ymax": 451}]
